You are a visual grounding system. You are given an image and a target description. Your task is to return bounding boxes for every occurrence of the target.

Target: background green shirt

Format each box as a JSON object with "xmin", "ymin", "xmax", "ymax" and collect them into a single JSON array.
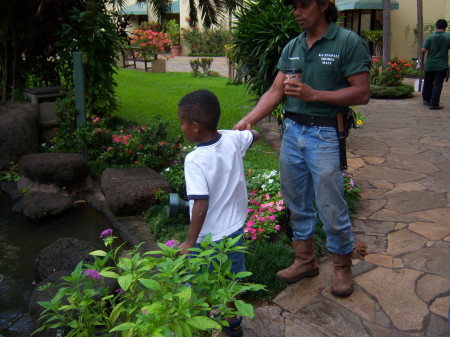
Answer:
[
  {"xmin": 277, "ymin": 23, "xmax": 371, "ymax": 118},
  {"xmin": 423, "ymin": 31, "xmax": 450, "ymax": 72}
]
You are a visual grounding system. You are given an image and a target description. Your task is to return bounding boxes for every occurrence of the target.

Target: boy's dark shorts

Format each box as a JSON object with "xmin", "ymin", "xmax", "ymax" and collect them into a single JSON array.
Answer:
[{"xmin": 195, "ymin": 227, "xmax": 246, "ymax": 275}]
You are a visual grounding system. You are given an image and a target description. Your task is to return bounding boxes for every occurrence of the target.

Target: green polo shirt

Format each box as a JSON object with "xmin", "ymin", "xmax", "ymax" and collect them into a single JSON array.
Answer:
[
  {"xmin": 277, "ymin": 22, "xmax": 371, "ymax": 118},
  {"xmin": 423, "ymin": 31, "xmax": 450, "ymax": 72}
]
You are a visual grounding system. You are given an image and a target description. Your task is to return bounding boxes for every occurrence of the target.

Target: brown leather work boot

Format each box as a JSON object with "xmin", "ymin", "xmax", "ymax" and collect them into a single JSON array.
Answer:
[
  {"xmin": 276, "ymin": 238, "xmax": 319, "ymax": 283},
  {"xmin": 331, "ymin": 253, "xmax": 353, "ymax": 297}
]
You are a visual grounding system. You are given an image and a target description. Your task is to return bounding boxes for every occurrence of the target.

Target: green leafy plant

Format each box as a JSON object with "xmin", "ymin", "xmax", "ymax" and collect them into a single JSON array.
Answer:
[
  {"xmin": 181, "ymin": 26, "xmax": 232, "ymax": 56},
  {"xmin": 57, "ymin": 1, "xmax": 120, "ymax": 117},
  {"xmin": 362, "ymin": 30, "xmax": 383, "ymax": 56},
  {"xmin": 370, "ymin": 83, "xmax": 414, "ymax": 99},
  {"xmin": 0, "ymin": 162, "xmax": 20, "ymax": 182},
  {"xmin": 34, "ymin": 230, "xmax": 264, "ymax": 337},
  {"xmin": 165, "ymin": 19, "xmax": 181, "ymax": 46},
  {"xmin": 189, "ymin": 57, "xmax": 215, "ymax": 77},
  {"xmin": 232, "ymin": 0, "xmax": 301, "ymax": 97}
]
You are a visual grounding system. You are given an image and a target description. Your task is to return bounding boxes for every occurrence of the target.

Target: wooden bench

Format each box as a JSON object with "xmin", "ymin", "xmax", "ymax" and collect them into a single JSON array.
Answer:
[{"xmin": 121, "ymin": 47, "xmax": 152, "ymax": 72}]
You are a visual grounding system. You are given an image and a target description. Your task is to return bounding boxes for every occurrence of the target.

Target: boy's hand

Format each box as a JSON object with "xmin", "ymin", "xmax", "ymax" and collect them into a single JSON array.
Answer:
[{"xmin": 178, "ymin": 241, "xmax": 195, "ymax": 255}]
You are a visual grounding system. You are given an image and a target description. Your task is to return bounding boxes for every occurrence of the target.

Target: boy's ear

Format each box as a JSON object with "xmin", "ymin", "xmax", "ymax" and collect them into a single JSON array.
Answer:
[{"xmin": 192, "ymin": 121, "xmax": 200, "ymax": 132}]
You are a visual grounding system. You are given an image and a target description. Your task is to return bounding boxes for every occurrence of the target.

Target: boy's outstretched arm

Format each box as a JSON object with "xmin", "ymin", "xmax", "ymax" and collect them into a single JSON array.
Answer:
[
  {"xmin": 250, "ymin": 129, "xmax": 260, "ymax": 142},
  {"xmin": 179, "ymin": 199, "xmax": 209, "ymax": 255}
]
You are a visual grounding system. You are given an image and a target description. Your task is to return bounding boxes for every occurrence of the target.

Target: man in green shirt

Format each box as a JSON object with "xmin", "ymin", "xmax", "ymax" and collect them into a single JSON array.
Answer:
[
  {"xmin": 421, "ymin": 19, "xmax": 450, "ymax": 110},
  {"xmin": 233, "ymin": 0, "xmax": 370, "ymax": 297}
]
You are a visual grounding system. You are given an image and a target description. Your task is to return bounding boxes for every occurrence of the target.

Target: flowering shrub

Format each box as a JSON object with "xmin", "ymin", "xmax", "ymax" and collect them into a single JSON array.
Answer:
[
  {"xmin": 245, "ymin": 169, "xmax": 285, "ymax": 241},
  {"xmin": 47, "ymin": 116, "xmax": 183, "ymax": 176},
  {"xmin": 350, "ymin": 106, "xmax": 366, "ymax": 129},
  {"xmin": 130, "ymin": 29, "xmax": 171, "ymax": 60},
  {"xmin": 370, "ymin": 57, "xmax": 413, "ymax": 87},
  {"xmin": 181, "ymin": 25, "xmax": 232, "ymax": 56},
  {"xmin": 343, "ymin": 172, "xmax": 360, "ymax": 196},
  {"xmin": 35, "ymin": 230, "xmax": 264, "ymax": 336}
]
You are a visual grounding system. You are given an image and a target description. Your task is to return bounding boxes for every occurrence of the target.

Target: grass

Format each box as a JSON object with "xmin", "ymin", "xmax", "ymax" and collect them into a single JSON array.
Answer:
[{"xmin": 114, "ymin": 69, "xmax": 280, "ymax": 170}]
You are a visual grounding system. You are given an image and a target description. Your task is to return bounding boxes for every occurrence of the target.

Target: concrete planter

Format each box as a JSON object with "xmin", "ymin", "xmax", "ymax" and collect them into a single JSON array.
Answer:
[{"xmin": 151, "ymin": 59, "xmax": 166, "ymax": 73}]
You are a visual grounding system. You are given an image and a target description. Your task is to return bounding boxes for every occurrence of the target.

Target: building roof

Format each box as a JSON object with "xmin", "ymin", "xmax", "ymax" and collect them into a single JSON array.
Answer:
[{"xmin": 336, "ymin": 0, "xmax": 399, "ymax": 10}]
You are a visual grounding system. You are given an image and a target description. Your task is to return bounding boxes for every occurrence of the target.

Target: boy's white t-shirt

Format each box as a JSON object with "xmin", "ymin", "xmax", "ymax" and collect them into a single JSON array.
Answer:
[{"xmin": 184, "ymin": 130, "xmax": 254, "ymax": 243}]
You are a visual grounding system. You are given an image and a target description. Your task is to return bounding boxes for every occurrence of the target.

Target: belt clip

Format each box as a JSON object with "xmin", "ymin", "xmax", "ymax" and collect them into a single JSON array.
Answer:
[{"xmin": 309, "ymin": 116, "xmax": 314, "ymax": 126}]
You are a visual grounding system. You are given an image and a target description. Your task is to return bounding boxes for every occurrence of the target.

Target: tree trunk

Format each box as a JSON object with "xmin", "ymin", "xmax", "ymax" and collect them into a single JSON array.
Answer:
[
  {"xmin": 417, "ymin": 0, "xmax": 423, "ymax": 63},
  {"xmin": 382, "ymin": 0, "xmax": 391, "ymax": 68}
]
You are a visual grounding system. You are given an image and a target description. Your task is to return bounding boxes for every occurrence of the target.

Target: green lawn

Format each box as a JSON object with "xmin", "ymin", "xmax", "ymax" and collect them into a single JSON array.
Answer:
[{"xmin": 113, "ymin": 69, "xmax": 280, "ymax": 170}]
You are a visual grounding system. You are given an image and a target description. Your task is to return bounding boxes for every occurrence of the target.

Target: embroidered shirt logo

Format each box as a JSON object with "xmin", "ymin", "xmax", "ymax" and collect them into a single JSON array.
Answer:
[
  {"xmin": 288, "ymin": 56, "xmax": 300, "ymax": 60},
  {"xmin": 319, "ymin": 53, "xmax": 340, "ymax": 65}
]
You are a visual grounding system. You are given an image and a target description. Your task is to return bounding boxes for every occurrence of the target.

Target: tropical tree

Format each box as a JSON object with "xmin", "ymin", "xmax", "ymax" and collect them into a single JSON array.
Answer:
[{"xmin": 382, "ymin": 0, "xmax": 391, "ymax": 68}]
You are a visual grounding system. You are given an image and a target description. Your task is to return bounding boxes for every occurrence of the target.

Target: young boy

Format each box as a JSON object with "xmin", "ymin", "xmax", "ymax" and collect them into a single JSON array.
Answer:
[{"xmin": 177, "ymin": 89, "xmax": 259, "ymax": 337}]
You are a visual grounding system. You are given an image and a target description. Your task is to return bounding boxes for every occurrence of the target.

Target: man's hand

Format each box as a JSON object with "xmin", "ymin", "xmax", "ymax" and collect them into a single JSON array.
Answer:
[
  {"xmin": 284, "ymin": 81, "xmax": 317, "ymax": 102},
  {"xmin": 178, "ymin": 241, "xmax": 195, "ymax": 255},
  {"xmin": 233, "ymin": 118, "xmax": 252, "ymax": 131}
]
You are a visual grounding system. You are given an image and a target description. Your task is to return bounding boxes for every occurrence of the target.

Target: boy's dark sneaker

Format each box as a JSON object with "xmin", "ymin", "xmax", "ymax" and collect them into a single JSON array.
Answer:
[
  {"xmin": 223, "ymin": 316, "xmax": 243, "ymax": 337},
  {"xmin": 429, "ymin": 105, "xmax": 444, "ymax": 110}
]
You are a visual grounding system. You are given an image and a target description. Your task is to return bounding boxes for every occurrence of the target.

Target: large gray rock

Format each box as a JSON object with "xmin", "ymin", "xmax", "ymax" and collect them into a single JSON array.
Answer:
[
  {"xmin": 34, "ymin": 237, "xmax": 101, "ymax": 281},
  {"xmin": 101, "ymin": 167, "xmax": 170, "ymax": 215},
  {"xmin": 19, "ymin": 153, "xmax": 89, "ymax": 188},
  {"xmin": 0, "ymin": 102, "xmax": 39, "ymax": 170},
  {"xmin": 22, "ymin": 191, "xmax": 73, "ymax": 220}
]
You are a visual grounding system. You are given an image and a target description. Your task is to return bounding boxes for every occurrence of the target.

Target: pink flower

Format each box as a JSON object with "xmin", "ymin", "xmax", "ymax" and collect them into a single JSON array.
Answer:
[
  {"xmin": 274, "ymin": 225, "xmax": 280, "ymax": 231},
  {"xmin": 165, "ymin": 239, "xmax": 178, "ymax": 247},
  {"xmin": 100, "ymin": 228, "xmax": 113, "ymax": 239}
]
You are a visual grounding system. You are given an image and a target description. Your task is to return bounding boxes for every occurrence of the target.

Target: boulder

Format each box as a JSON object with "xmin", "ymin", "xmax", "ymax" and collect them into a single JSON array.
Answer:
[
  {"xmin": 34, "ymin": 237, "xmax": 101, "ymax": 281},
  {"xmin": 19, "ymin": 153, "xmax": 89, "ymax": 189},
  {"xmin": 101, "ymin": 167, "xmax": 170, "ymax": 215},
  {"xmin": 22, "ymin": 191, "xmax": 73, "ymax": 220},
  {"xmin": 0, "ymin": 102, "xmax": 39, "ymax": 170}
]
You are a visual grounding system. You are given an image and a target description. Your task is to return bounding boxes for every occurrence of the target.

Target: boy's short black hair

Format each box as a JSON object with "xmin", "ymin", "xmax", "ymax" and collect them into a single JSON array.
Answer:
[
  {"xmin": 178, "ymin": 90, "xmax": 221, "ymax": 131},
  {"xmin": 436, "ymin": 19, "xmax": 448, "ymax": 30}
]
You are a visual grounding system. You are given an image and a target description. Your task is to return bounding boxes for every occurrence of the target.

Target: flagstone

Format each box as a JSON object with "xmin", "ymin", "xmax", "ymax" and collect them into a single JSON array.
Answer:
[
  {"xmin": 416, "ymin": 274, "xmax": 450, "ymax": 303},
  {"xmin": 394, "ymin": 223, "xmax": 408, "ymax": 230},
  {"xmin": 363, "ymin": 157, "xmax": 385, "ymax": 165},
  {"xmin": 368, "ymin": 179, "xmax": 394, "ymax": 190},
  {"xmin": 393, "ymin": 258, "xmax": 404, "ymax": 268},
  {"xmin": 418, "ymin": 176, "xmax": 450, "ymax": 193},
  {"xmin": 363, "ymin": 322, "xmax": 425, "ymax": 337},
  {"xmin": 359, "ymin": 188, "xmax": 387, "ymax": 199},
  {"xmin": 284, "ymin": 299, "xmax": 370, "ymax": 337},
  {"xmin": 420, "ymin": 136, "xmax": 450, "ymax": 147},
  {"xmin": 357, "ymin": 165, "xmax": 426, "ymax": 184},
  {"xmin": 355, "ymin": 199, "xmax": 386, "ymax": 219},
  {"xmin": 389, "ymin": 182, "xmax": 425, "ymax": 193},
  {"xmin": 417, "ymin": 149, "xmax": 448, "ymax": 164},
  {"xmin": 273, "ymin": 258, "xmax": 332, "ymax": 314},
  {"xmin": 352, "ymin": 219, "xmax": 396, "ymax": 234},
  {"xmin": 385, "ymin": 190, "xmax": 447, "ymax": 214},
  {"xmin": 408, "ymin": 222, "xmax": 450, "ymax": 240},
  {"xmin": 364, "ymin": 254, "xmax": 393, "ymax": 268},
  {"xmin": 348, "ymin": 157, "xmax": 365, "ymax": 169},
  {"xmin": 355, "ymin": 267, "xmax": 427, "ymax": 330},
  {"xmin": 387, "ymin": 229, "xmax": 427, "ymax": 256},
  {"xmin": 408, "ymin": 207, "xmax": 450, "ymax": 225},
  {"xmin": 322, "ymin": 285, "xmax": 376, "ymax": 322},
  {"xmin": 403, "ymin": 247, "xmax": 450, "ymax": 278},
  {"xmin": 429, "ymin": 296, "xmax": 449, "ymax": 318},
  {"xmin": 383, "ymin": 154, "xmax": 438, "ymax": 173},
  {"xmin": 369, "ymin": 209, "xmax": 417, "ymax": 223}
]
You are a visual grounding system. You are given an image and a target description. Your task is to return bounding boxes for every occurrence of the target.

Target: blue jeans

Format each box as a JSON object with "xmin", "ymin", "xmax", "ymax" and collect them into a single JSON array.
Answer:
[
  {"xmin": 280, "ymin": 117, "xmax": 354, "ymax": 255},
  {"xmin": 422, "ymin": 69, "xmax": 448, "ymax": 107}
]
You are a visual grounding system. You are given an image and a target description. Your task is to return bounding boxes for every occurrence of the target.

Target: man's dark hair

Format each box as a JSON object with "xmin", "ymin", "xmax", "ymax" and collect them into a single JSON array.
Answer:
[
  {"xmin": 178, "ymin": 90, "xmax": 221, "ymax": 131},
  {"xmin": 436, "ymin": 19, "xmax": 448, "ymax": 30},
  {"xmin": 283, "ymin": 0, "xmax": 338, "ymax": 23}
]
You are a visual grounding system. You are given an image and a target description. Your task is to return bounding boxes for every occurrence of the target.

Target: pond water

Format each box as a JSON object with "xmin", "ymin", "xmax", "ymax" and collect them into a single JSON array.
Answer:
[{"xmin": 0, "ymin": 193, "xmax": 111, "ymax": 313}]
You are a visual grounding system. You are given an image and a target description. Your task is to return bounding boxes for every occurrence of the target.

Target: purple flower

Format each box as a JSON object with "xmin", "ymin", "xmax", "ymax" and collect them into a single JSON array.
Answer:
[
  {"xmin": 31, "ymin": 280, "xmax": 37, "ymax": 286},
  {"xmin": 100, "ymin": 228, "xmax": 113, "ymax": 239},
  {"xmin": 115, "ymin": 288, "xmax": 126, "ymax": 295},
  {"xmin": 83, "ymin": 269, "xmax": 102, "ymax": 280},
  {"xmin": 165, "ymin": 239, "xmax": 178, "ymax": 247}
]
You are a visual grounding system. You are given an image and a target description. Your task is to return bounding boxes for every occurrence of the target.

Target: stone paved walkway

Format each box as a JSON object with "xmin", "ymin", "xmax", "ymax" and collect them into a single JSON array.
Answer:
[{"xmin": 135, "ymin": 57, "xmax": 450, "ymax": 336}]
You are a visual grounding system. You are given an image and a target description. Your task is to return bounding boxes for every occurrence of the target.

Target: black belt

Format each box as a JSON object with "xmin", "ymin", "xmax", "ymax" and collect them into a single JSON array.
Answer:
[{"xmin": 285, "ymin": 112, "xmax": 337, "ymax": 127}]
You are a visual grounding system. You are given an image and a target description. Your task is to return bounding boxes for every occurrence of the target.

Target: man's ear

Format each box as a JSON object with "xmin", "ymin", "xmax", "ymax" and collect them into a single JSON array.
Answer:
[{"xmin": 321, "ymin": 0, "xmax": 330, "ymax": 12}]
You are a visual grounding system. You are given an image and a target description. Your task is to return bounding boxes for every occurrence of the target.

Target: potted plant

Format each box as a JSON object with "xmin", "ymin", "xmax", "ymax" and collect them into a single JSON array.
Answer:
[
  {"xmin": 362, "ymin": 30, "xmax": 383, "ymax": 58},
  {"xmin": 166, "ymin": 19, "xmax": 182, "ymax": 56},
  {"xmin": 130, "ymin": 29, "xmax": 171, "ymax": 72}
]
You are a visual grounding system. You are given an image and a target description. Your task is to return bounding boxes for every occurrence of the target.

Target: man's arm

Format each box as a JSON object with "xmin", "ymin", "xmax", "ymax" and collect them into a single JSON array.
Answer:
[
  {"xmin": 233, "ymin": 71, "xmax": 286, "ymax": 130},
  {"xmin": 179, "ymin": 199, "xmax": 208, "ymax": 255},
  {"xmin": 284, "ymin": 71, "xmax": 370, "ymax": 106}
]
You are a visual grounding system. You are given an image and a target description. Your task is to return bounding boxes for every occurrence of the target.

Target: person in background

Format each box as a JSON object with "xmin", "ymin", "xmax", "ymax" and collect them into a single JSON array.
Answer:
[
  {"xmin": 177, "ymin": 89, "xmax": 259, "ymax": 336},
  {"xmin": 420, "ymin": 19, "xmax": 450, "ymax": 110},
  {"xmin": 233, "ymin": 0, "xmax": 370, "ymax": 297}
]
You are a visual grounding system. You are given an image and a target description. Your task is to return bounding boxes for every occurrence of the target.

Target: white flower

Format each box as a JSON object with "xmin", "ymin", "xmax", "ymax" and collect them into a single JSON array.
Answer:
[
  {"xmin": 165, "ymin": 167, "xmax": 170, "ymax": 172},
  {"xmin": 270, "ymin": 170, "xmax": 278, "ymax": 177},
  {"xmin": 268, "ymin": 179, "xmax": 274, "ymax": 184},
  {"xmin": 261, "ymin": 184, "xmax": 266, "ymax": 191}
]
